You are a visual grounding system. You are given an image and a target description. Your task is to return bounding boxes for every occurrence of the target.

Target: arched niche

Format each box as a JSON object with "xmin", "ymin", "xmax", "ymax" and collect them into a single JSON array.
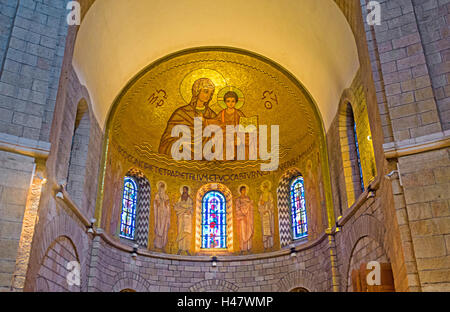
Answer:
[
  {"xmin": 95, "ymin": 47, "xmax": 335, "ymax": 256},
  {"xmin": 67, "ymin": 99, "xmax": 91, "ymax": 209},
  {"xmin": 73, "ymin": 0, "xmax": 359, "ymax": 131},
  {"xmin": 195, "ymin": 183, "xmax": 233, "ymax": 254}
]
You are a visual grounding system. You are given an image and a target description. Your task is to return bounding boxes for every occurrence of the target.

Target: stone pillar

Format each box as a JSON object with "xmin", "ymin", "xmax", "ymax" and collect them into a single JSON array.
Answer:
[
  {"xmin": 369, "ymin": 0, "xmax": 443, "ymax": 141},
  {"xmin": 364, "ymin": 0, "xmax": 450, "ymax": 291},
  {"xmin": 0, "ymin": 0, "xmax": 70, "ymax": 291},
  {"xmin": 0, "ymin": 150, "xmax": 35, "ymax": 291}
]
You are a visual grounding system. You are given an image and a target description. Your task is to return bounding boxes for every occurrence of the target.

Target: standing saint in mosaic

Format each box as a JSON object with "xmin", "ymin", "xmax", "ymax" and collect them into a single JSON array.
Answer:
[
  {"xmin": 174, "ymin": 186, "xmax": 194, "ymax": 255},
  {"xmin": 235, "ymin": 185, "xmax": 254, "ymax": 253},
  {"xmin": 154, "ymin": 181, "xmax": 170, "ymax": 251},
  {"xmin": 258, "ymin": 181, "xmax": 275, "ymax": 250},
  {"xmin": 105, "ymin": 157, "xmax": 123, "ymax": 236},
  {"xmin": 305, "ymin": 157, "xmax": 324, "ymax": 240},
  {"xmin": 215, "ymin": 87, "xmax": 258, "ymax": 160}
]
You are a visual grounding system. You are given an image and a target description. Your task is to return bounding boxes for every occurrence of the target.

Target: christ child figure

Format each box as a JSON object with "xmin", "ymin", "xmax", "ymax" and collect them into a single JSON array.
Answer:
[
  {"xmin": 217, "ymin": 91, "xmax": 245, "ymax": 126},
  {"xmin": 217, "ymin": 90, "xmax": 248, "ymax": 159}
]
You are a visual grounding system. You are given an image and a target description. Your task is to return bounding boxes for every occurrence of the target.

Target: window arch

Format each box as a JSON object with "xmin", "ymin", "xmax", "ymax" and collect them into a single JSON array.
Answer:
[
  {"xmin": 338, "ymin": 92, "xmax": 369, "ymax": 208},
  {"xmin": 348, "ymin": 105, "xmax": 364, "ymax": 193},
  {"xmin": 290, "ymin": 176, "xmax": 308, "ymax": 240},
  {"xmin": 290, "ymin": 287, "xmax": 309, "ymax": 292},
  {"xmin": 201, "ymin": 190, "xmax": 227, "ymax": 249},
  {"xmin": 67, "ymin": 99, "xmax": 90, "ymax": 208},
  {"xmin": 124, "ymin": 169, "xmax": 151, "ymax": 248},
  {"xmin": 120, "ymin": 176, "xmax": 138, "ymax": 240}
]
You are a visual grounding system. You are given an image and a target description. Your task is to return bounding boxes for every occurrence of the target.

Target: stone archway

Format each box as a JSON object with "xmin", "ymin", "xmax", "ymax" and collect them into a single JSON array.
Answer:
[
  {"xmin": 25, "ymin": 214, "xmax": 90, "ymax": 292},
  {"xmin": 126, "ymin": 168, "xmax": 151, "ymax": 248},
  {"xmin": 275, "ymin": 270, "xmax": 318, "ymax": 292},
  {"xmin": 290, "ymin": 287, "xmax": 309, "ymax": 292},
  {"xmin": 338, "ymin": 214, "xmax": 387, "ymax": 291},
  {"xmin": 36, "ymin": 235, "xmax": 81, "ymax": 292},
  {"xmin": 277, "ymin": 167, "xmax": 302, "ymax": 247},
  {"xmin": 111, "ymin": 271, "xmax": 151, "ymax": 292},
  {"xmin": 195, "ymin": 183, "xmax": 233, "ymax": 253},
  {"xmin": 189, "ymin": 279, "xmax": 239, "ymax": 292}
]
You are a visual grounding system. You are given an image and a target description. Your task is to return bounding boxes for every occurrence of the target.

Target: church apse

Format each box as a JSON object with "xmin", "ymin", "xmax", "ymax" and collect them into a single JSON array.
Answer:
[{"xmin": 97, "ymin": 48, "xmax": 334, "ymax": 256}]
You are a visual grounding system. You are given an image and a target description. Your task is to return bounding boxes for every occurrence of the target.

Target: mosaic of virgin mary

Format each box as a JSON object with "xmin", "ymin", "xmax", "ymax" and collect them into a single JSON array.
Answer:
[{"xmin": 158, "ymin": 77, "xmax": 218, "ymax": 156}]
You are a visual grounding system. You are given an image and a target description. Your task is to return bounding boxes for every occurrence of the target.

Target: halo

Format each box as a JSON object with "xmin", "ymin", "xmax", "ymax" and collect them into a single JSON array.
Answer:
[
  {"xmin": 179, "ymin": 185, "xmax": 191, "ymax": 195},
  {"xmin": 156, "ymin": 180, "xmax": 167, "ymax": 191},
  {"xmin": 217, "ymin": 86, "xmax": 245, "ymax": 109},
  {"xmin": 180, "ymin": 69, "xmax": 227, "ymax": 106},
  {"xmin": 237, "ymin": 184, "xmax": 249, "ymax": 195},
  {"xmin": 260, "ymin": 180, "xmax": 272, "ymax": 191}
]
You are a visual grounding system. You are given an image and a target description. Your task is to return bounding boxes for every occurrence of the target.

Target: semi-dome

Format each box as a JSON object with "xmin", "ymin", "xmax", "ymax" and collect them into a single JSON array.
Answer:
[{"xmin": 98, "ymin": 48, "xmax": 333, "ymax": 255}]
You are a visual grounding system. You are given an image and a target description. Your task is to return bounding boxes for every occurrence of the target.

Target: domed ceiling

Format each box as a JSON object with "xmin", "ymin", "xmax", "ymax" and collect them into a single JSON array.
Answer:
[
  {"xmin": 99, "ymin": 48, "xmax": 334, "ymax": 255},
  {"xmin": 108, "ymin": 48, "xmax": 321, "ymax": 173},
  {"xmin": 73, "ymin": 0, "xmax": 359, "ymax": 131},
  {"xmin": 80, "ymin": 0, "xmax": 358, "ymax": 256}
]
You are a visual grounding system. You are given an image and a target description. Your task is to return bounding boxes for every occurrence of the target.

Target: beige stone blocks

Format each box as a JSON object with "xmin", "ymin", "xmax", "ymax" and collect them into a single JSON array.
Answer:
[
  {"xmin": 408, "ymin": 202, "xmax": 433, "ymax": 221},
  {"xmin": 0, "ymin": 151, "xmax": 35, "ymax": 291},
  {"xmin": 396, "ymin": 147, "xmax": 450, "ymax": 290},
  {"xmin": 413, "ymin": 236, "xmax": 447, "ymax": 258}
]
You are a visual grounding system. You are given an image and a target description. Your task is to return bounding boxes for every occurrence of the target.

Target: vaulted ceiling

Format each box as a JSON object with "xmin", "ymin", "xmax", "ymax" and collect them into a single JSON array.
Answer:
[{"xmin": 73, "ymin": 0, "xmax": 359, "ymax": 130}]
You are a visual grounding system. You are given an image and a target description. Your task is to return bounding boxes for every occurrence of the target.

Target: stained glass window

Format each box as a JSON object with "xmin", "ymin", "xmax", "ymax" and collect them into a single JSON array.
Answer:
[
  {"xmin": 353, "ymin": 121, "xmax": 364, "ymax": 192},
  {"xmin": 290, "ymin": 176, "xmax": 308, "ymax": 240},
  {"xmin": 120, "ymin": 177, "xmax": 138, "ymax": 240},
  {"xmin": 201, "ymin": 190, "xmax": 227, "ymax": 249}
]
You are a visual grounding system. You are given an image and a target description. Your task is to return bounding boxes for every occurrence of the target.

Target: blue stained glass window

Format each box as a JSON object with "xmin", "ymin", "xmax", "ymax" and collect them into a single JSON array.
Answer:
[
  {"xmin": 201, "ymin": 191, "xmax": 227, "ymax": 249},
  {"xmin": 290, "ymin": 176, "xmax": 308, "ymax": 240},
  {"xmin": 120, "ymin": 177, "xmax": 138, "ymax": 240},
  {"xmin": 353, "ymin": 122, "xmax": 364, "ymax": 192}
]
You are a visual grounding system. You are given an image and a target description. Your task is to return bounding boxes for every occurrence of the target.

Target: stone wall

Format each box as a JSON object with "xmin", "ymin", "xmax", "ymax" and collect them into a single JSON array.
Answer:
[
  {"xmin": 0, "ymin": 0, "xmax": 448, "ymax": 292},
  {"xmin": 0, "ymin": 0, "xmax": 18, "ymax": 73},
  {"xmin": 24, "ymin": 54, "xmax": 102, "ymax": 292},
  {"xmin": 334, "ymin": 194, "xmax": 390, "ymax": 291},
  {"xmin": 412, "ymin": 0, "xmax": 450, "ymax": 130},
  {"xmin": 50, "ymin": 65, "xmax": 102, "ymax": 220},
  {"xmin": 85, "ymin": 234, "xmax": 332, "ymax": 292},
  {"xmin": 398, "ymin": 146, "xmax": 450, "ymax": 291},
  {"xmin": 24, "ymin": 201, "xmax": 92, "ymax": 292},
  {"xmin": 368, "ymin": 0, "xmax": 444, "ymax": 140},
  {"xmin": 35, "ymin": 235, "xmax": 81, "ymax": 292},
  {"xmin": 362, "ymin": 0, "xmax": 450, "ymax": 291},
  {"xmin": 0, "ymin": 150, "xmax": 35, "ymax": 291},
  {"xmin": 346, "ymin": 236, "xmax": 388, "ymax": 291},
  {"xmin": 0, "ymin": 0, "xmax": 69, "ymax": 141},
  {"xmin": 20, "ymin": 5, "xmax": 102, "ymax": 290},
  {"xmin": 329, "ymin": 71, "xmax": 377, "ymax": 213},
  {"xmin": 0, "ymin": 0, "xmax": 72, "ymax": 291}
]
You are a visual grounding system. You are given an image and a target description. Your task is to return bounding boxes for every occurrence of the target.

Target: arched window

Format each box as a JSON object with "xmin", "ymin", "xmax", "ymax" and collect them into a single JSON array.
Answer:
[
  {"xmin": 201, "ymin": 190, "xmax": 227, "ymax": 249},
  {"xmin": 120, "ymin": 177, "xmax": 138, "ymax": 240},
  {"xmin": 67, "ymin": 99, "xmax": 90, "ymax": 208},
  {"xmin": 348, "ymin": 107, "xmax": 364, "ymax": 192},
  {"xmin": 290, "ymin": 287, "xmax": 309, "ymax": 292},
  {"xmin": 290, "ymin": 176, "xmax": 308, "ymax": 240}
]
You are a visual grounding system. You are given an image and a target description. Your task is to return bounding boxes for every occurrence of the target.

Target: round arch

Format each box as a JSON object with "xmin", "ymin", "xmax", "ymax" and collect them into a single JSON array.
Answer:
[
  {"xmin": 125, "ymin": 168, "xmax": 151, "ymax": 248},
  {"xmin": 195, "ymin": 183, "xmax": 233, "ymax": 253},
  {"xmin": 111, "ymin": 271, "xmax": 151, "ymax": 292},
  {"xmin": 338, "ymin": 214, "xmax": 387, "ymax": 291},
  {"xmin": 346, "ymin": 235, "xmax": 390, "ymax": 292},
  {"xmin": 36, "ymin": 235, "xmax": 81, "ymax": 292},
  {"xmin": 73, "ymin": 0, "xmax": 359, "ymax": 131},
  {"xmin": 275, "ymin": 270, "xmax": 319, "ymax": 292},
  {"xmin": 92, "ymin": 44, "xmax": 338, "ymax": 237},
  {"xmin": 189, "ymin": 279, "xmax": 239, "ymax": 292},
  {"xmin": 277, "ymin": 167, "xmax": 302, "ymax": 247}
]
